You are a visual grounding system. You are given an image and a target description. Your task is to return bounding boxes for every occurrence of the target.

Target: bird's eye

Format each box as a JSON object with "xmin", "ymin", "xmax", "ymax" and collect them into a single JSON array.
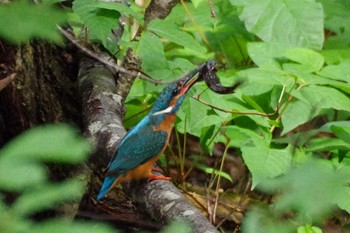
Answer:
[{"xmin": 173, "ymin": 82, "xmax": 182, "ymax": 95}]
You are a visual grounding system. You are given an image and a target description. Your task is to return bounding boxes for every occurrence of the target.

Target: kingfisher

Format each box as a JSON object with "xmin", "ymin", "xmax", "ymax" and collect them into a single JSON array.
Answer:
[{"xmin": 97, "ymin": 67, "xmax": 202, "ymax": 200}]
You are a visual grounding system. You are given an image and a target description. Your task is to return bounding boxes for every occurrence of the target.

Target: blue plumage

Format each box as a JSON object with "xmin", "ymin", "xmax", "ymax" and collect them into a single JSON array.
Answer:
[{"xmin": 97, "ymin": 69, "xmax": 199, "ymax": 200}]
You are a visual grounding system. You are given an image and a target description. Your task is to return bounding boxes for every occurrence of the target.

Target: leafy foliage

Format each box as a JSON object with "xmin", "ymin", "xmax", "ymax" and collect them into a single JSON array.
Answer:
[
  {"xmin": 104, "ymin": 0, "xmax": 349, "ymax": 231},
  {"xmin": 2, "ymin": 0, "xmax": 350, "ymax": 231},
  {"xmin": 0, "ymin": 0, "xmax": 66, "ymax": 43},
  {"xmin": 0, "ymin": 124, "xmax": 120, "ymax": 233}
]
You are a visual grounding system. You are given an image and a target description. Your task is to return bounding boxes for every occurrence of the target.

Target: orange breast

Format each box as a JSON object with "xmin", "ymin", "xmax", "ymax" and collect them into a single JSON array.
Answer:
[
  {"xmin": 114, "ymin": 114, "xmax": 177, "ymax": 184},
  {"xmin": 153, "ymin": 114, "xmax": 176, "ymax": 132}
]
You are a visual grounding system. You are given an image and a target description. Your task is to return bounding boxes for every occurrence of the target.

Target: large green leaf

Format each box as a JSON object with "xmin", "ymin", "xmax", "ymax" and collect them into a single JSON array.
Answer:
[
  {"xmin": 0, "ymin": 158, "xmax": 46, "ymax": 192},
  {"xmin": 284, "ymin": 48, "xmax": 324, "ymax": 72},
  {"xmin": 259, "ymin": 160, "xmax": 350, "ymax": 220},
  {"xmin": 176, "ymin": 96, "xmax": 222, "ymax": 137},
  {"xmin": 322, "ymin": 49, "xmax": 350, "ymax": 65},
  {"xmin": 242, "ymin": 205, "xmax": 294, "ymax": 233},
  {"xmin": 247, "ymin": 42, "xmax": 288, "ymax": 67},
  {"xmin": 232, "ymin": 0, "xmax": 324, "ymax": 50},
  {"xmin": 319, "ymin": 60, "xmax": 350, "ymax": 83},
  {"xmin": 147, "ymin": 19, "xmax": 206, "ymax": 53},
  {"xmin": 0, "ymin": 124, "xmax": 91, "ymax": 163},
  {"xmin": 237, "ymin": 67, "xmax": 293, "ymax": 96},
  {"xmin": 306, "ymin": 137, "xmax": 350, "ymax": 152},
  {"xmin": 12, "ymin": 179, "xmax": 84, "ymax": 216},
  {"xmin": 281, "ymin": 85, "xmax": 350, "ymax": 134},
  {"xmin": 318, "ymin": 0, "xmax": 350, "ymax": 35},
  {"xmin": 72, "ymin": 0, "xmax": 120, "ymax": 46},
  {"xmin": 295, "ymin": 85, "xmax": 350, "ymax": 112},
  {"xmin": 331, "ymin": 126, "xmax": 350, "ymax": 145},
  {"xmin": 218, "ymin": 126, "xmax": 292, "ymax": 187},
  {"xmin": 335, "ymin": 187, "xmax": 350, "ymax": 213},
  {"xmin": 95, "ymin": 1, "xmax": 143, "ymax": 23},
  {"xmin": 0, "ymin": 1, "xmax": 66, "ymax": 43},
  {"xmin": 138, "ymin": 31, "xmax": 169, "ymax": 74},
  {"xmin": 320, "ymin": 121, "xmax": 350, "ymax": 133},
  {"xmin": 31, "ymin": 220, "xmax": 117, "ymax": 233}
]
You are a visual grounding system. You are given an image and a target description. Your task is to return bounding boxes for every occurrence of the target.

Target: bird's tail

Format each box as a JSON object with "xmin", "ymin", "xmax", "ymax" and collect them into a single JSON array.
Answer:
[{"xmin": 97, "ymin": 176, "xmax": 117, "ymax": 200}]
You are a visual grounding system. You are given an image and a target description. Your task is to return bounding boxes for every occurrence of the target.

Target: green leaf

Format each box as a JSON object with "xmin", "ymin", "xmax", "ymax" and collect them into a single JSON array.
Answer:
[
  {"xmin": 238, "ymin": 67, "xmax": 290, "ymax": 96},
  {"xmin": 42, "ymin": 0, "xmax": 67, "ymax": 4},
  {"xmin": 235, "ymin": 0, "xmax": 324, "ymax": 50},
  {"xmin": 322, "ymin": 49, "xmax": 350, "ymax": 65},
  {"xmin": 247, "ymin": 42, "xmax": 288, "ymax": 67},
  {"xmin": 176, "ymin": 90, "xmax": 222, "ymax": 137},
  {"xmin": 241, "ymin": 95, "xmax": 265, "ymax": 112},
  {"xmin": 335, "ymin": 186, "xmax": 350, "ymax": 213},
  {"xmin": 306, "ymin": 137, "xmax": 350, "ymax": 152},
  {"xmin": 259, "ymin": 160, "xmax": 350, "ymax": 221},
  {"xmin": 31, "ymin": 220, "xmax": 117, "ymax": 233},
  {"xmin": 284, "ymin": 48, "xmax": 324, "ymax": 72},
  {"xmin": 147, "ymin": 19, "xmax": 206, "ymax": 53},
  {"xmin": 0, "ymin": 124, "xmax": 91, "ymax": 163},
  {"xmin": 95, "ymin": 1, "xmax": 143, "ymax": 24},
  {"xmin": 160, "ymin": 220, "xmax": 192, "ymax": 233},
  {"xmin": 200, "ymin": 125, "xmax": 216, "ymax": 153},
  {"xmin": 191, "ymin": 0, "xmax": 207, "ymax": 8},
  {"xmin": 320, "ymin": 121, "xmax": 350, "ymax": 133},
  {"xmin": 12, "ymin": 179, "xmax": 85, "ymax": 216},
  {"xmin": 0, "ymin": 1, "xmax": 66, "ymax": 44},
  {"xmin": 296, "ymin": 86, "xmax": 350, "ymax": 111},
  {"xmin": 331, "ymin": 126, "xmax": 350, "ymax": 144},
  {"xmin": 281, "ymin": 85, "xmax": 350, "ymax": 134},
  {"xmin": 242, "ymin": 205, "xmax": 294, "ymax": 233},
  {"xmin": 319, "ymin": 60, "xmax": 350, "ymax": 83},
  {"xmin": 72, "ymin": 0, "xmax": 120, "ymax": 46},
  {"xmin": 219, "ymin": 126, "xmax": 292, "ymax": 187},
  {"xmin": 297, "ymin": 225, "xmax": 323, "ymax": 233},
  {"xmin": 0, "ymin": 158, "xmax": 46, "ymax": 192},
  {"xmin": 318, "ymin": 0, "xmax": 350, "ymax": 35},
  {"xmin": 196, "ymin": 164, "xmax": 233, "ymax": 182},
  {"xmin": 138, "ymin": 31, "xmax": 169, "ymax": 73}
]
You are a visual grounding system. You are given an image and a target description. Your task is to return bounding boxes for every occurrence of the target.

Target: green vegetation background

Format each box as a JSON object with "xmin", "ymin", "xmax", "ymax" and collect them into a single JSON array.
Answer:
[{"xmin": 1, "ymin": 0, "xmax": 350, "ymax": 232}]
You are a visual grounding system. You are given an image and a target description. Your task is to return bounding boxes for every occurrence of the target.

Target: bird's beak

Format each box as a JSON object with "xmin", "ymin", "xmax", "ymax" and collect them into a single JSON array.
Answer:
[
  {"xmin": 179, "ymin": 77, "xmax": 198, "ymax": 95},
  {"xmin": 178, "ymin": 69, "xmax": 202, "ymax": 96}
]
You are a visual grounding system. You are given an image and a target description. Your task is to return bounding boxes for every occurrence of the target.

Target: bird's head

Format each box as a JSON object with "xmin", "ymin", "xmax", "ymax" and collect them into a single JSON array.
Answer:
[{"xmin": 150, "ymin": 71, "xmax": 199, "ymax": 115}]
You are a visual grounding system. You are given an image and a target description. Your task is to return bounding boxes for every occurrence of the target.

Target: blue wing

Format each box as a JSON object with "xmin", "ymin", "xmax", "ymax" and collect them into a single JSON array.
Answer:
[
  {"xmin": 97, "ymin": 176, "xmax": 117, "ymax": 200},
  {"xmin": 107, "ymin": 115, "xmax": 168, "ymax": 175},
  {"xmin": 97, "ymin": 115, "xmax": 168, "ymax": 200}
]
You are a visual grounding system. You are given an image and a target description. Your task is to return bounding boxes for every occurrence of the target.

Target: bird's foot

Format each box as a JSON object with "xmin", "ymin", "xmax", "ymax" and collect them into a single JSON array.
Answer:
[
  {"xmin": 148, "ymin": 174, "xmax": 171, "ymax": 181},
  {"xmin": 151, "ymin": 167, "xmax": 164, "ymax": 173}
]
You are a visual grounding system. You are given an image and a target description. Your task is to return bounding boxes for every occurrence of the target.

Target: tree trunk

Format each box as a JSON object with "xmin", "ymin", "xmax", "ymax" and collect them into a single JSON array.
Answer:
[{"xmin": 0, "ymin": 41, "xmax": 80, "ymax": 146}]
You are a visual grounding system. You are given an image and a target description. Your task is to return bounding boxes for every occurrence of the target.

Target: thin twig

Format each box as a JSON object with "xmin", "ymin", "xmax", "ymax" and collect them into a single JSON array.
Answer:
[
  {"xmin": 193, "ymin": 95, "xmax": 278, "ymax": 116},
  {"xmin": 123, "ymin": 105, "xmax": 152, "ymax": 122},
  {"xmin": 180, "ymin": 0, "xmax": 210, "ymax": 47},
  {"xmin": 209, "ymin": 0, "xmax": 216, "ymax": 18},
  {"xmin": 180, "ymin": 188, "xmax": 209, "ymax": 212},
  {"xmin": 192, "ymin": 84, "xmax": 286, "ymax": 117},
  {"xmin": 206, "ymin": 185, "xmax": 214, "ymax": 224},
  {"xmin": 0, "ymin": 73, "xmax": 17, "ymax": 91},
  {"xmin": 58, "ymin": 26, "xmax": 176, "ymax": 85},
  {"xmin": 215, "ymin": 178, "xmax": 251, "ymax": 229},
  {"xmin": 212, "ymin": 143, "xmax": 230, "ymax": 224}
]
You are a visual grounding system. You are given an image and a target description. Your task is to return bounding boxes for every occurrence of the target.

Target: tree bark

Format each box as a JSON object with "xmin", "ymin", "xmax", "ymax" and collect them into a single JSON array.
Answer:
[{"xmin": 0, "ymin": 41, "xmax": 81, "ymax": 146}]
